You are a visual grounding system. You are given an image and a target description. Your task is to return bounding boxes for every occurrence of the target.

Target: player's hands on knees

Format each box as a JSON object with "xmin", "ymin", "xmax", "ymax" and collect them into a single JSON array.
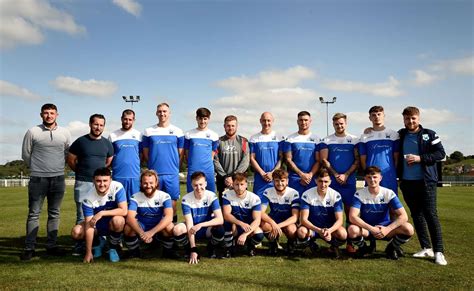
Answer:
[
  {"xmin": 321, "ymin": 228, "xmax": 332, "ymax": 242},
  {"xmin": 269, "ymin": 222, "xmax": 282, "ymax": 239},
  {"xmin": 189, "ymin": 224, "xmax": 202, "ymax": 235},
  {"xmin": 371, "ymin": 226, "xmax": 385, "ymax": 239},
  {"xmin": 240, "ymin": 222, "xmax": 252, "ymax": 233},
  {"xmin": 189, "ymin": 252, "xmax": 199, "ymax": 264},
  {"xmin": 89, "ymin": 212, "xmax": 103, "ymax": 227},
  {"xmin": 237, "ymin": 233, "xmax": 248, "ymax": 245},
  {"xmin": 140, "ymin": 231, "xmax": 154, "ymax": 243},
  {"xmin": 83, "ymin": 252, "xmax": 93, "ymax": 263}
]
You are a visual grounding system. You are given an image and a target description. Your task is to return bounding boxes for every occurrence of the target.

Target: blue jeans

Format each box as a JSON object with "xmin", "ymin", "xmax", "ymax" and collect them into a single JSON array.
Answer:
[
  {"xmin": 25, "ymin": 175, "xmax": 65, "ymax": 250},
  {"xmin": 73, "ymin": 180, "xmax": 94, "ymax": 224}
]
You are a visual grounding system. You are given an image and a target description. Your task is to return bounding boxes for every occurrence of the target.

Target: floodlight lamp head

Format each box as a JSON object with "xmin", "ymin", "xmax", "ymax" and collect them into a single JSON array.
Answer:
[
  {"xmin": 122, "ymin": 96, "xmax": 126, "ymax": 100},
  {"xmin": 137, "ymin": 96, "xmax": 140, "ymax": 101},
  {"xmin": 319, "ymin": 97, "xmax": 324, "ymax": 102},
  {"xmin": 332, "ymin": 97, "xmax": 337, "ymax": 102}
]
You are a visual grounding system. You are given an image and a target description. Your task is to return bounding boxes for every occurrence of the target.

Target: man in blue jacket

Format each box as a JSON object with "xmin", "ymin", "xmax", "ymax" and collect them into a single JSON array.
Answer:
[{"xmin": 397, "ymin": 106, "xmax": 447, "ymax": 265}]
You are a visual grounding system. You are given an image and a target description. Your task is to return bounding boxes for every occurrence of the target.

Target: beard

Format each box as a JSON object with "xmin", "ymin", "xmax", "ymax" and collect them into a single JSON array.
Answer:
[{"xmin": 141, "ymin": 186, "xmax": 158, "ymax": 196}]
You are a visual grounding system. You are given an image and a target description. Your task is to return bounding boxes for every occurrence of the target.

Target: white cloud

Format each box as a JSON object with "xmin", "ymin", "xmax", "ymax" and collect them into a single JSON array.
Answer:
[
  {"xmin": 322, "ymin": 76, "xmax": 403, "ymax": 97},
  {"xmin": 212, "ymin": 66, "xmax": 321, "ymax": 138},
  {"xmin": 0, "ymin": 80, "xmax": 43, "ymax": 100},
  {"xmin": 112, "ymin": 0, "xmax": 142, "ymax": 17},
  {"xmin": 430, "ymin": 55, "xmax": 474, "ymax": 75},
  {"xmin": 52, "ymin": 76, "xmax": 118, "ymax": 97},
  {"xmin": 411, "ymin": 70, "xmax": 440, "ymax": 86},
  {"xmin": 0, "ymin": 0, "xmax": 86, "ymax": 49}
]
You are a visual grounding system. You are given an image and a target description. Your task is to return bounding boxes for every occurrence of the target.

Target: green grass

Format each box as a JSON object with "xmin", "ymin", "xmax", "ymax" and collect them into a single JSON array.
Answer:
[{"xmin": 0, "ymin": 186, "xmax": 473, "ymax": 290}]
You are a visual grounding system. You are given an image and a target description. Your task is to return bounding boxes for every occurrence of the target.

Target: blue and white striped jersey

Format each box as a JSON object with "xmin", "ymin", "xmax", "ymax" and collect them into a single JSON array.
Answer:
[
  {"xmin": 82, "ymin": 181, "xmax": 127, "ymax": 217},
  {"xmin": 283, "ymin": 132, "xmax": 320, "ymax": 177},
  {"xmin": 223, "ymin": 190, "xmax": 261, "ymax": 224},
  {"xmin": 181, "ymin": 190, "xmax": 220, "ymax": 224},
  {"xmin": 129, "ymin": 190, "xmax": 172, "ymax": 228},
  {"xmin": 352, "ymin": 186, "xmax": 403, "ymax": 227},
  {"xmin": 262, "ymin": 186, "xmax": 300, "ymax": 223},
  {"xmin": 300, "ymin": 186, "xmax": 343, "ymax": 228},
  {"xmin": 249, "ymin": 131, "xmax": 283, "ymax": 173}
]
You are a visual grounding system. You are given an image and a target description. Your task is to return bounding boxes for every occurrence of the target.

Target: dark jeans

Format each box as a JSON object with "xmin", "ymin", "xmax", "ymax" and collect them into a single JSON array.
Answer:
[
  {"xmin": 400, "ymin": 180, "xmax": 444, "ymax": 253},
  {"xmin": 25, "ymin": 175, "xmax": 66, "ymax": 250}
]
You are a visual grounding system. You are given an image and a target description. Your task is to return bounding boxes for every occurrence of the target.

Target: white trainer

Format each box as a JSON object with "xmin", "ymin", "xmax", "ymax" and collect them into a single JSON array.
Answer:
[
  {"xmin": 434, "ymin": 252, "xmax": 448, "ymax": 265},
  {"xmin": 413, "ymin": 248, "xmax": 434, "ymax": 258}
]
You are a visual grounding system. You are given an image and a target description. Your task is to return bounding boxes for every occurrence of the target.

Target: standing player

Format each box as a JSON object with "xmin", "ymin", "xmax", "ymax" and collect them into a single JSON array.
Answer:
[
  {"xmin": 21, "ymin": 103, "xmax": 71, "ymax": 260},
  {"xmin": 173, "ymin": 172, "xmax": 225, "ymax": 264},
  {"xmin": 359, "ymin": 106, "xmax": 399, "ymax": 194},
  {"xmin": 347, "ymin": 166, "xmax": 414, "ymax": 260},
  {"xmin": 70, "ymin": 168, "xmax": 127, "ymax": 263},
  {"xmin": 123, "ymin": 170, "xmax": 175, "ymax": 259},
  {"xmin": 222, "ymin": 173, "xmax": 264, "ymax": 257},
  {"xmin": 184, "ymin": 107, "xmax": 219, "ymax": 192},
  {"xmin": 260, "ymin": 169, "xmax": 299, "ymax": 255},
  {"xmin": 297, "ymin": 169, "xmax": 347, "ymax": 258},
  {"xmin": 142, "ymin": 103, "xmax": 184, "ymax": 222},
  {"xmin": 214, "ymin": 115, "xmax": 250, "ymax": 201},
  {"xmin": 108, "ymin": 109, "xmax": 142, "ymax": 201},
  {"xmin": 284, "ymin": 111, "xmax": 320, "ymax": 195},
  {"xmin": 319, "ymin": 113, "xmax": 359, "ymax": 253},
  {"xmin": 397, "ymin": 106, "xmax": 447, "ymax": 265},
  {"xmin": 249, "ymin": 112, "xmax": 283, "ymax": 197},
  {"xmin": 68, "ymin": 114, "xmax": 114, "ymax": 255}
]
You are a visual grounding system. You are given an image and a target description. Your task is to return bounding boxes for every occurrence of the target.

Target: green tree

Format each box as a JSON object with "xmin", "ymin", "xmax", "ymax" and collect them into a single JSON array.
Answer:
[{"xmin": 449, "ymin": 151, "xmax": 464, "ymax": 162}]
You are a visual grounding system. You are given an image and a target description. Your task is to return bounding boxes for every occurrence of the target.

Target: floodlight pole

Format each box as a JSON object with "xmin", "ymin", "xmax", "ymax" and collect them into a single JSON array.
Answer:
[
  {"xmin": 122, "ymin": 95, "xmax": 140, "ymax": 108},
  {"xmin": 319, "ymin": 96, "xmax": 337, "ymax": 136}
]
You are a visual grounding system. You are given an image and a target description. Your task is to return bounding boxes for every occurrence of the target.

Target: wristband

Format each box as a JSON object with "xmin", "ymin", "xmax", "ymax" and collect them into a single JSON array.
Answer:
[{"xmin": 190, "ymin": 247, "xmax": 198, "ymax": 254}]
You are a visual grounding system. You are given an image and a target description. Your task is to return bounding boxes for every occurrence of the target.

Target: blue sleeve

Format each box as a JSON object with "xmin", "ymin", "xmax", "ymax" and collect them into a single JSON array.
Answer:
[
  {"xmin": 182, "ymin": 203, "xmax": 191, "ymax": 215},
  {"xmin": 116, "ymin": 188, "xmax": 127, "ymax": 203},
  {"xmin": 261, "ymin": 195, "xmax": 269, "ymax": 206},
  {"xmin": 283, "ymin": 141, "xmax": 291, "ymax": 153},
  {"xmin": 211, "ymin": 198, "xmax": 220, "ymax": 211},
  {"xmin": 184, "ymin": 137, "xmax": 190, "ymax": 150},
  {"xmin": 128, "ymin": 199, "xmax": 138, "ymax": 211},
  {"xmin": 253, "ymin": 203, "xmax": 261, "ymax": 212},
  {"xmin": 163, "ymin": 197, "xmax": 172, "ymax": 209},
  {"xmin": 177, "ymin": 136, "xmax": 185, "ymax": 149},
  {"xmin": 352, "ymin": 195, "xmax": 362, "ymax": 209},
  {"xmin": 389, "ymin": 195, "xmax": 403, "ymax": 210},
  {"xmin": 319, "ymin": 142, "xmax": 328, "ymax": 150},
  {"xmin": 358, "ymin": 142, "xmax": 366, "ymax": 156},
  {"xmin": 393, "ymin": 139, "xmax": 400, "ymax": 153},
  {"xmin": 222, "ymin": 197, "xmax": 230, "ymax": 206},
  {"xmin": 142, "ymin": 135, "xmax": 150, "ymax": 148},
  {"xmin": 82, "ymin": 203, "xmax": 94, "ymax": 218},
  {"xmin": 249, "ymin": 142, "xmax": 256, "ymax": 154},
  {"xmin": 212, "ymin": 140, "xmax": 219, "ymax": 151},
  {"xmin": 291, "ymin": 194, "xmax": 300, "ymax": 209},
  {"xmin": 334, "ymin": 195, "xmax": 343, "ymax": 212},
  {"xmin": 300, "ymin": 198, "xmax": 310, "ymax": 210}
]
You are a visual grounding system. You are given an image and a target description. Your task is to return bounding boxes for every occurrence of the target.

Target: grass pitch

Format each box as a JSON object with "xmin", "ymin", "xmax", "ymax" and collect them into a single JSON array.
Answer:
[{"xmin": 0, "ymin": 186, "xmax": 473, "ymax": 290}]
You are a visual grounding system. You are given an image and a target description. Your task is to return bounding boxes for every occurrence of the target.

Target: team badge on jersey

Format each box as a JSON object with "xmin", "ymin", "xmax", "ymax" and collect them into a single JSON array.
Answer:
[
  {"xmin": 108, "ymin": 195, "xmax": 113, "ymax": 201},
  {"xmin": 206, "ymin": 133, "xmax": 211, "ymax": 138},
  {"xmin": 154, "ymin": 200, "xmax": 160, "ymax": 206},
  {"xmin": 422, "ymin": 134, "xmax": 429, "ymax": 141}
]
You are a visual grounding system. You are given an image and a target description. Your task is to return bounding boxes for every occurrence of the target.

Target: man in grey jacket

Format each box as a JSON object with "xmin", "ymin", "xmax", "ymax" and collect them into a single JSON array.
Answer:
[
  {"xmin": 21, "ymin": 103, "xmax": 71, "ymax": 260},
  {"xmin": 214, "ymin": 115, "xmax": 250, "ymax": 201}
]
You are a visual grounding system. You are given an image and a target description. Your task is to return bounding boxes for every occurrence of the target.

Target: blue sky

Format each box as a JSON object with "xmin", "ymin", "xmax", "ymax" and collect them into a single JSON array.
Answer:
[{"xmin": 1, "ymin": 0, "xmax": 473, "ymax": 164}]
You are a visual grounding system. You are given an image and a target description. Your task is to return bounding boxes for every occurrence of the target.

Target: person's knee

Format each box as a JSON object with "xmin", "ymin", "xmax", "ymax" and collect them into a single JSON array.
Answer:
[
  {"xmin": 173, "ymin": 223, "xmax": 187, "ymax": 236},
  {"xmin": 71, "ymin": 224, "xmax": 83, "ymax": 240},
  {"xmin": 297, "ymin": 226, "xmax": 308, "ymax": 239},
  {"xmin": 347, "ymin": 225, "xmax": 360, "ymax": 238},
  {"xmin": 335, "ymin": 227, "xmax": 348, "ymax": 240},
  {"xmin": 110, "ymin": 216, "xmax": 125, "ymax": 231},
  {"xmin": 283, "ymin": 224, "xmax": 297, "ymax": 238},
  {"xmin": 402, "ymin": 222, "xmax": 415, "ymax": 237}
]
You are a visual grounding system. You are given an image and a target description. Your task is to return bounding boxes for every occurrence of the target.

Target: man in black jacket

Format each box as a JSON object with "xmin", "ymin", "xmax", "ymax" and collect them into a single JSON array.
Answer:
[{"xmin": 397, "ymin": 106, "xmax": 447, "ymax": 265}]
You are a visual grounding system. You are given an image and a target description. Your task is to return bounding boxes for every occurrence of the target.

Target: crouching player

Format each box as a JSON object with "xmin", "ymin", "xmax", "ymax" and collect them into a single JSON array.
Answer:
[
  {"xmin": 348, "ymin": 166, "xmax": 414, "ymax": 260},
  {"xmin": 71, "ymin": 167, "xmax": 127, "ymax": 263},
  {"xmin": 222, "ymin": 173, "xmax": 264, "ymax": 257},
  {"xmin": 123, "ymin": 170, "xmax": 175, "ymax": 258},
  {"xmin": 260, "ymin": 169, "xmax": 299, "ymax": 255},
  {"xmin": 173, "ymin": 172, "xmax": 224, "ymax": 264},
  {"xmin": 297, "ymin": 169, "xmax": 347, "ymax": 258}
]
